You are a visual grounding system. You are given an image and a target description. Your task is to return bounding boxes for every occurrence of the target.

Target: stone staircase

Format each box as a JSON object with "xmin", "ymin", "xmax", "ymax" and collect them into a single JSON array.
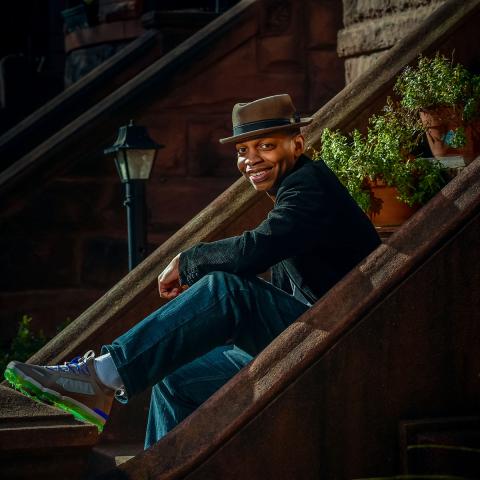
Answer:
[
  {"xmin": 0, "ymin": 385, "xmax": 97, "ymax": 480},
  {"xmin": 0, "ymin": 6, "xmax": 228, "ymax": 170},
  {"xmin": 1, "ymin": 0, "xmax": 479, "ymax": 478}
]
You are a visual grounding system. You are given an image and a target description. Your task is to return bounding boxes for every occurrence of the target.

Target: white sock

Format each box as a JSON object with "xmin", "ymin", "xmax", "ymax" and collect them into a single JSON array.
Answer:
[{"xmin": 94, "ymin": 353, "xmax": 124, "ymax": 390}]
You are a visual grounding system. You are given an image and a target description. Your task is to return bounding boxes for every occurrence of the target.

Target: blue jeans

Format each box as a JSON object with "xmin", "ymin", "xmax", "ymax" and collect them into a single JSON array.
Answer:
[{"xmin": 102, "ymin": 271, "xmax": 309, "ymax": 449}]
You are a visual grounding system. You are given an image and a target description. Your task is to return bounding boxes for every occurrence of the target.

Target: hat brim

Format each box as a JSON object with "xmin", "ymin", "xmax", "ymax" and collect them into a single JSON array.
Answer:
[{"xmin": 219, "ymin": 117, "xmax": 313, "ymax": 144}]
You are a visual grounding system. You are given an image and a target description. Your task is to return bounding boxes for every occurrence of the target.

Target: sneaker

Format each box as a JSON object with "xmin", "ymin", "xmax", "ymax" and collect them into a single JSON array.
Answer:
[{"xmin": 4, "ymin": 350, "xmax": 114, "ymax": 432}]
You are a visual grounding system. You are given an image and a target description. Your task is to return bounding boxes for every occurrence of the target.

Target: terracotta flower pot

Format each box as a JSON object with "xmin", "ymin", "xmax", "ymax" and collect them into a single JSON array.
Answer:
[
  {"xmin": 419, "ymin": 107, "xmax": 476, "ymax": 164},
  {"xmin": 368, "ymin": 180, "xmax": 418, "ymax": 227}
]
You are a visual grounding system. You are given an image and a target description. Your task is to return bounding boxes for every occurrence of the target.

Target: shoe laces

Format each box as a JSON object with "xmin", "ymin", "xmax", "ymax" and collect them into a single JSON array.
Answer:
[{"xmin": 46, "ymin": 350, "xmax": 95, "ymax": 375}]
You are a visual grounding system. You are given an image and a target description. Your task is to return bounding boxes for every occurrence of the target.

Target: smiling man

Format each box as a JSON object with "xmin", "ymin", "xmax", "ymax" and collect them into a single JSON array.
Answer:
[
  {"xmin": 5, "ymin": 95, "xmax": 381, "ymax": 448},
  {"xmin": 237, "ymin": 131, "xmax": 302, "ymax": 194}
]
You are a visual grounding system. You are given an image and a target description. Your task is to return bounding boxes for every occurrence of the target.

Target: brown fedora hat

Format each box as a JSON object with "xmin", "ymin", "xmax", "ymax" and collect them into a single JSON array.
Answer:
[{"xmin": 219, "ymin": 94, "xmax": 313, "ymax": 144}]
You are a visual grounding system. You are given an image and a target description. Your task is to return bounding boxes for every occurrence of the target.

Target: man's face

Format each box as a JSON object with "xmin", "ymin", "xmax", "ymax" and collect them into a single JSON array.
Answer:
[{"xmin": 236, "ymin": 132, "xmax": 304, "ymax": 193}]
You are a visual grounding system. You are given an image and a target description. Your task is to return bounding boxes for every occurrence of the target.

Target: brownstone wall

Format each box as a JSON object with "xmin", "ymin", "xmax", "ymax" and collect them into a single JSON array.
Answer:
[
  {"xmin": 0, "ymin": 0, "xmax": 344, "ymax": 343},
  {"xmin": 339, "ymin": 0, "xmax": 446, "ymax": 83}
]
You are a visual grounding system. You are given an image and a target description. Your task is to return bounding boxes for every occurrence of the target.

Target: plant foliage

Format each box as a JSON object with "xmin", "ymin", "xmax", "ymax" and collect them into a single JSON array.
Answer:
[
  {"xmin": 0, "ymin": 315, "xmax": 47, "ymax": 373},
  {"xmin": 315, "ymin": 52, "xmax": 480, "ymax": 214},
  {"xmin": 316, "ymin": 98, "xmax": 446, "ymax": 212},
  {"xmin": 394, "ymin": 52, "xmax": 480, "ymax": 121}
]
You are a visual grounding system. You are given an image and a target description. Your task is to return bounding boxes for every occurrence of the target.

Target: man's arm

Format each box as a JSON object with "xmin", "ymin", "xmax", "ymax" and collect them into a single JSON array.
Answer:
[{"xmin": 178, "ymin": 172, "xmax": 333, "ymax": 287}]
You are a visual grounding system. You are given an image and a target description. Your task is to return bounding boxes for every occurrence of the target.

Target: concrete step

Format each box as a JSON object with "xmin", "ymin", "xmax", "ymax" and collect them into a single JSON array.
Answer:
[
  {"xmin": 0, "ymin": 385, "xmax": 98, "ymax": 480},
  {"xmin": 87, "ymin": 442, "xmax": 143, "ymax": 478}
]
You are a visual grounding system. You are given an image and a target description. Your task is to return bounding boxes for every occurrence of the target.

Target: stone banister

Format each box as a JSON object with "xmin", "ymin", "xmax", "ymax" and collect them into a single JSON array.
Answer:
[
  {"xmin": 0, "ymin": 0, "xmax": 258, "ymax": 203},
  {"xmin": 104, "ymin": 154, "xmax": 480, "ymax": 478},
  {"xmin": 0, "ymin": 29, "xmax": 162, "ymax": 169}
]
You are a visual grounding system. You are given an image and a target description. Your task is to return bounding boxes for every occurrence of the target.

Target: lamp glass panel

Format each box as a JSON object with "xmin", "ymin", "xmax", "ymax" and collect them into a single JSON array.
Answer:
[
  {"xmin": 125, "ymin": 149, "xmax": 155, "ymax": 179},
  {"xmin": 116, "ymin": 151, "xmax": 130, "ymax": 182}
]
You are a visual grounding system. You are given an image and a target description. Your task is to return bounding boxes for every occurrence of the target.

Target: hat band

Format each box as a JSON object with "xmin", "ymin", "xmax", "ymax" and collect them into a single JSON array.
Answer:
[{"xmin": 233, "ymin": 118, "xmax": 294, "ymax": 136}]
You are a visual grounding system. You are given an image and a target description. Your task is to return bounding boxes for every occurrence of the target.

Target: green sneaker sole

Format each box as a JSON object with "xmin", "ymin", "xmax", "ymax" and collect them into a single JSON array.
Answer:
[{"xmin": 4, "ymin": 367, "xmax": 104, "ymax": 432}]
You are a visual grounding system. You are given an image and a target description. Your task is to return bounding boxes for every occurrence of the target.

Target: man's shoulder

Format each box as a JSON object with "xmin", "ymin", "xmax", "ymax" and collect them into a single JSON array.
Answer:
[{"xmin": 278, "ymin": 155, "xmax": 328, "ymax": 192}]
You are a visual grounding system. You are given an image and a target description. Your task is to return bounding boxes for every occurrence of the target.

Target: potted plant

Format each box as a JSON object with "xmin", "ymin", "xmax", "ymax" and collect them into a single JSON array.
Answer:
[
  {"xmin": 394, "ymin": 53, "xmax": 480, "ymax": 164},
  {"xmin": 316, "ymin": 100, "xmax": 447, "ymax": 227}
]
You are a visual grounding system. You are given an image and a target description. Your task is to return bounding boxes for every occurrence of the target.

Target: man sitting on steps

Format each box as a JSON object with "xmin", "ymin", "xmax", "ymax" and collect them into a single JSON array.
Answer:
[{"xmin": 4, "ymin": 94, "xmax": 381, "ymax": 449}]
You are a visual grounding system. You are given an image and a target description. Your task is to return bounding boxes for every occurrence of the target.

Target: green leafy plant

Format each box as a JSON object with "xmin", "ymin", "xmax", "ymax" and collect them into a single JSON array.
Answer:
[
  {"xmin": 319, "ymin": 127, "xmax": 371, "ymax": 211},
  {"xmin": 394, "ymin": 52, "xmax": 480, "ymax": 120},
  {"xmin": 316, "ymin": 98, "xmax": 446, "ymax": 212},
  {"xmin": 394, "ymin": 52, "xmax": 480, "ymax": 121},
  {"xmin": 0, "ymin": 315, "xmax": 47, "ymax": 373}
]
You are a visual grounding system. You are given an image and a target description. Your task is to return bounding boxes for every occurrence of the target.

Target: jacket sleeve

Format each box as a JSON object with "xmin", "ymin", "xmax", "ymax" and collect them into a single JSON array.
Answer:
[{"xmin": 178, "ymin": 170, "xmax": 334, "ymax": 286}]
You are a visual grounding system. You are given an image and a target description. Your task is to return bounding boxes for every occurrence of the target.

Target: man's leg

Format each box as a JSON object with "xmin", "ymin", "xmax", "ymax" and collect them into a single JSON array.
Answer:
[
  {"xmin": 144, "ymin": 344, "xmax": 253, "ymax": 449},
  {"xmin": 103, "ymin": 271, "xmax": 309, "ymax": 403},
  {"xmin": 4, "ymin": 271, "xmax": 308, "ymax": 432}
]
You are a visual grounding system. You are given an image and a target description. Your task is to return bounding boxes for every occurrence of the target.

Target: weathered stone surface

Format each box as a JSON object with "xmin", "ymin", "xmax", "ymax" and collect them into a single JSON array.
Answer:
[
  {"xmin": 147, "ymin": 176, "xmax": 238, "ymax": 231},
  {"xmin": 259, "ymin": 0, "xmax": 294, "ymax": 36},
  {"xmin": 307, "ymin": 50, "xmax": 346, "ymax": 111},
  {"xmin": 80, "ymin": 236, "xmax": 129, "ymax": 287},
  {"xmin": 0, "ymin": 234, "xmax": 80, "ymax": 291},
  {"xmin": 338, "ymin": 3, "xmax": 444, "ymax": 57},
  {"xmin": 343, "ymin": 0, "xmax": 445, "ymax": 26},
  {"xmin": 307, "ymin": 0, "xmax": 343, "ymax": 48},
  {"xmin": 0, "ymin": 385, "xmax": 97, "ymax": 478},
  {"xmin": 0, "ymin": 288, "xmax": 104, "ymax": 342},
  {"xmin": 0, "ymin": 385, "xmax": 68, "ymax": 420},
  {"xmin": 186, "ymin": 117, "xmax": 238, "ymax": 176},
  {"xmin": 257, "ymin": 34, "xmax": 304, "ymax": 73},
  {"xmin": 0, "ymin": 178, "xmax": 123, "ymax": 234},
  {"xmin": 338, "ymin": 0, "xmax": 449, "ymax": 84},
  {"xmin": 134, "ymin": 114, "xmax": 188, "ymax": 176},
  {"xmin": 344, "ymin": 50, "xmax": 387, "ymax": 84}
]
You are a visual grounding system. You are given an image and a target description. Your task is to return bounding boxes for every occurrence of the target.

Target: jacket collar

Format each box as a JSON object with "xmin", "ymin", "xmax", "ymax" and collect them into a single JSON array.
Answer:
[{"xmin": 271, "ymin": 153, "xmax": 311, "ymax": 197}]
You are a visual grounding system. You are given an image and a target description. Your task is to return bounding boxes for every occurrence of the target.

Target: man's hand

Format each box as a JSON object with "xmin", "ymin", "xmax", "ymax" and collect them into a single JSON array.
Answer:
[{"xmin": 158, "ymin": 253, "xmax": 187, "ymax": 299}]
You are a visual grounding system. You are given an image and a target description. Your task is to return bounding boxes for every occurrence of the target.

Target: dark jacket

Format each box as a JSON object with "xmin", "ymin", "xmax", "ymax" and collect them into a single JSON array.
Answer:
[{"xmin": 179, "ymin": 154, "xmax": 381, "ymax": 305}]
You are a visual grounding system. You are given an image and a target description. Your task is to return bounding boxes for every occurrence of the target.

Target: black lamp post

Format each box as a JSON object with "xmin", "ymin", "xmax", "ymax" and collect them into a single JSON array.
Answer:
[{"xmin": 104, "ymin": 120, "xmax": 164, "ymax": 271}]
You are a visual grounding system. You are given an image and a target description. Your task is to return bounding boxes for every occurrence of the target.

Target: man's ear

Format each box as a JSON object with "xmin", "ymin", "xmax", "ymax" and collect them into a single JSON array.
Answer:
[{"xmin": 292, "ymin": 134, "xmax": 305, "ymax": 157}]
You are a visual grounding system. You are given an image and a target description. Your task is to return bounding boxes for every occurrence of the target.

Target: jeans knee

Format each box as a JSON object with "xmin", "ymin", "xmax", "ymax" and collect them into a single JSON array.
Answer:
[
  {"xmin": 161, "ymin": 374, "xmax": 181, "ymax": 397},
  {"xmin": 202, "ymin": 271, "xmax": 249, "ymax": 292}
]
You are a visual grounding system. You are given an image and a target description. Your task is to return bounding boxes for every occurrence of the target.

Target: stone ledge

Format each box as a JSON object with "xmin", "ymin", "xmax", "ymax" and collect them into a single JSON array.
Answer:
[
  {"xmin": 343, "ymin": 0, "xmax": 445, "ymax": 27},
  {"xmin": 338, "ymin": 3, "xmax": 443, "ymax": 57},
  {"xmin": 0, "ymin": 385, "xmax": 71, "ymax": 421},
  {"xmin": 0, "ymin": 386, "xmax": 98, "ymax": 451},
  {"xmin": 344, "ymin": 50, "xmax": 387, "ymax": 84}
]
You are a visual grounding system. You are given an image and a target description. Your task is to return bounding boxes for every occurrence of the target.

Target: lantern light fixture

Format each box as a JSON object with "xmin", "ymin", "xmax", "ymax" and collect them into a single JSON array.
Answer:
[{"xmin": 104, "ymin": 120, "xmax": 164, "ymax": 271}]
